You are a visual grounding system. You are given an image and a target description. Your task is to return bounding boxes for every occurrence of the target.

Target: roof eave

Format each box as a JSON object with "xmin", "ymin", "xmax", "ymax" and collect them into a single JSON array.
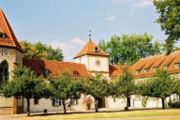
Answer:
[{"xmin": 73, "ymin": 53, "xmax": 109, "ymax": 59}]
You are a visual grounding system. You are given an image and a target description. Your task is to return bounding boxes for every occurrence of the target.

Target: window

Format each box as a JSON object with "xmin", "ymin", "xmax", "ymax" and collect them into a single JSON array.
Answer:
[
  {"xmin": 0, "ymin": 33, "xmax": 5, "ymax": 38},
  {"xmin": 70, "ymin": 98, "xmax": 78, "ymax": 105},
  {"xmin": 43, "ymin": 69, "xmax": 50, "ymax": 76},
  {"xmin": 174, "ymin": 63, "xmax": 180, "ymax": 69},
  {"xmin": 0, "ymin": 60, "xmax": 9, "ymax": 85},
  {"xmin": 52, "ymin": 98, "xmax": 61, "ymax": 106},
  {"xmin": 94, "ymin": 47, "xmax": 98, "ymax": 53},
  {"xmin": 164, "ymin": 65, "xmax": 168, "ymax": 70},
  {"xmin": 136, "ymin": 70, "xmax": 140, "ymax": 74},
  {"xmin": 144, "ymin": 68, "xmax": 149, "ymax": 73},
  {"xmin": 34, "ymin": 98, "xmax": 39, "ymax": 105},
  {"xmin": 153, "ymin": 67, "xmax": 159, "ymax": 72},
  {"xmin": 73, "ymin": 71, "xmax": 79, "ymax": 76}
]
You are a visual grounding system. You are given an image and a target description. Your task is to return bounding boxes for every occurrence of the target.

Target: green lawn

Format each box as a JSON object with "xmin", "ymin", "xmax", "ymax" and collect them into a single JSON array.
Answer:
[{"xmin": 12, "ymin": 109, "xmax": 180, "ymax": 120}]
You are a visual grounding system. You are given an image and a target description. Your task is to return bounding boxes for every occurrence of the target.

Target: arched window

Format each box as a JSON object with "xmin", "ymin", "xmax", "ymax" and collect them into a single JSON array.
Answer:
[{"xmin": 0, "ymin": 60, "xmax": 9, "ymax": 85}]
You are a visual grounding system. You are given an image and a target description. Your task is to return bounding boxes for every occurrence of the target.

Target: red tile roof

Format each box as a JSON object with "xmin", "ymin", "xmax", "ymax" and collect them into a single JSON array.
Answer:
[
  {"xmin": 109, "ymin": 50, "xmax": 180, "ymax": 78},
  {"xmin": 0, "ymin": 9, "xmax": 22, "ymax": 52},
  {"xmin": 109, "ymin": 64, "xmax": 129, "ymax": 78},
  {"xmin": 73, "ymin": 40, "xmax": 108, "ymax": 59},
  {"xmin": 132, "ymin": 50, "xmax": 180, "ymax": 78},
  {"xmin": 23, "ymin": 58, "xmax": 90, "ymax": 77}
]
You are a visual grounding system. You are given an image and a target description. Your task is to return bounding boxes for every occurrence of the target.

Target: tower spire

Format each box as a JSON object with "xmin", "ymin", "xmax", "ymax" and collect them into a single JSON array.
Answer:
[{"xmin": 89, "ymin": 30, "xmax": 92, "ymax": 41}]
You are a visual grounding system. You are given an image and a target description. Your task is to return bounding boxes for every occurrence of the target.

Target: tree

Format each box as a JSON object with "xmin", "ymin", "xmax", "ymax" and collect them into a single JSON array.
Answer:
[
  {"xmin": 173, "ymin": 78, "xmax": 180, "ymax": 98},
  {"xmin": 99, "ymin": 33, "xmax": 162, "ymax": 65},
  {"xmin": 154, "ymin": 0, "xmax": 180, "ymax": 54},
  {"xmin": 20, "ymin": 41, "xmax": 64, "ymax": 61},
  {"xmin": 48, "ymin": 72, "xmax": 83, "ymax": 114},
  {"xmin": 84, "ymin": 74, "xmax": 109, "ymax": 112},
  {"xmin": 112, "ymin": 67, "xmax": 136, "ymax": 110},
  {"xmin": 0, "ymin": 65, "xmax": 49, "ymax": 116},
  {"xmin": 139, "ymin": 69, "xmax": 174, "ymax": 109}
]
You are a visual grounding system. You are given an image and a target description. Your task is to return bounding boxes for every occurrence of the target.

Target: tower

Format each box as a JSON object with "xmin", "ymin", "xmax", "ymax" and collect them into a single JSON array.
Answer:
[
  {"xmin": 0, "ymin": 9, "xmax": 23, "ymax": 114},
  {"xmin": 73, "ymin": 32, "xmax": 109, "ymax": 77}
]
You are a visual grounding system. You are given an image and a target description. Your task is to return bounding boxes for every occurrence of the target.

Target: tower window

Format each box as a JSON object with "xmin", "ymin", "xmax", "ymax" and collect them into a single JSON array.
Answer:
[
  {"xmin": 94, "ymin": 47, "xmax": 98, "ymax": 53},
  {"xmin": 0, "ymin": 33, "xmax": 5, "ymax": 38}
]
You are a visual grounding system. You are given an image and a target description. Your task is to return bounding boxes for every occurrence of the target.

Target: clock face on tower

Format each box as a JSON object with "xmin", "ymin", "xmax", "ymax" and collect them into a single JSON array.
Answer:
[
  {"xmin": 0, "ymin": 48, "xmax": 15, "ymax": 58},
  {"xmin": 0, "ymin": 48, "xmax": 8, "ymax": 56},
  {"xmin": 95, "ymin": 59, "xmax": 101, "ymax": 66}
]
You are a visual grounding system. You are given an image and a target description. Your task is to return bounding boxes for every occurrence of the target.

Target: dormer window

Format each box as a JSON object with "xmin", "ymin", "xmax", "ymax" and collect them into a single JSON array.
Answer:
[
  {"xmin": 136, "ymin": 70, "xmax": 140, "ymax": 74},
  {"xmin": 174, "ymin": 63, "xmax": 180, "ymax": 69},
  {"xmin": 144, "ymin": 68, "xmax": 149, "ymax": 73},
  {"xmin": 164, "ymin": 65, "xmax": 168, "ymax": 70},
  {"xmin": 0, "ymin": 33, "xmax": 5, "ymax": 38},
  {"xmin": 153, "ymin": 67, "xmax": 159, "ymax": 72},
  {"xmin": 73, "ymin": 71, "xmax": 79, "ymax": 76},
  {"xmin": 94, "ymin": 47, "xmax": 98, "ymax": 53},
  {"xmin": 43, "ymin": 69, "xmax": 50, "ymax": 76}
]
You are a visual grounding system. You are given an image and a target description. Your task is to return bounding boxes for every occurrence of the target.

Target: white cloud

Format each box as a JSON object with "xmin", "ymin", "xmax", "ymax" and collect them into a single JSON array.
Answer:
[
  {"xmin": 106, "ymin": 16, "xmax": 116, "ymax": 22},
  {"xmin": 134, "ymin": 0, "xmax": 153, "ymax": 8},
  {"xmin": 50, "ymin": 37, "xmax": 86, "ymax": 62},
  {"xmin": 70, "ymin": 37, "xmax": 86, "ymax": 46}
]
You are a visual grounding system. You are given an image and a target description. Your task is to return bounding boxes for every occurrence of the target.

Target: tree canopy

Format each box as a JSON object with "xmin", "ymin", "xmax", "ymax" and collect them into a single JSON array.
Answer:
[
  {"xmin": 0, "ymin": 65, "xmax": 49, "ymax": 116},
  {"xmin": 48, "ymin": 72, "xmax": 83, "ymax": 114},
  {"xmin": 20, "ymin": 41, "xmax": 64, "ymax": 61},
  {"xmin": 154, "ymin": 0, "xmax": 180, "ymax": 54},
  {"xmin": 111, "ymin": 67, "xmax": 136, "ymax": 110},
  {"xmin": 139, "ymin": 69, "xmax": 175, "ymax": 109},
  {"xmin": 99, "ymin": 33, "xmax": 162, "ymax": 65},
  {"xmin": 83, "ymin": 74, "xmax": 109, "ymax": 112}
]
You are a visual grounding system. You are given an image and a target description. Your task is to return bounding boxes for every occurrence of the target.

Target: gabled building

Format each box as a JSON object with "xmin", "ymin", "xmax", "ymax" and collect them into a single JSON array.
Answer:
[{"xmin": 0, "ymin": 9, "xmax": 180, "ymax": 114}]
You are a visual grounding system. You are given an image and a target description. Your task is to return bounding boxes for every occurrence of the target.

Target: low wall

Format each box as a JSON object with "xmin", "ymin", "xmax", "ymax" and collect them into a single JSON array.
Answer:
[{"xmin": 0, "ymin": 107, "xmax": 13, "ymax": 115}]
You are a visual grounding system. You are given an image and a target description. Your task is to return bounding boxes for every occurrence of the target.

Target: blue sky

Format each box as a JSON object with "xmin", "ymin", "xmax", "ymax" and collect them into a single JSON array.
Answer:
[{"xmin": 0, "ymin": 0, "xmax": 169, "ymax": 61}]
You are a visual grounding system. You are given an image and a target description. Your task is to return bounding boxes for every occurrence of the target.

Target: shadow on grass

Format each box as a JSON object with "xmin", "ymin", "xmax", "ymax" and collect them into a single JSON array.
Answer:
[{"xmin": 28, "ymin": 108, "xmax": 177, "ymax": 117}]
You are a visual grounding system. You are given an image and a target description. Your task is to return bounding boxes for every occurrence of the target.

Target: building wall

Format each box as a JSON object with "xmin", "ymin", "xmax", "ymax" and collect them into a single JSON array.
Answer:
[
  {"xmin": 74, "ymin": 55, "xmax": 109, "ymax": 73},
  {"xmin": 0, "ymin": 47, "xmax": 23, "ymax": 114},
  {"xmin": 23, "ymin": 94, "xmax": 95, "ymax": 113},
  {"xmin": 88, "ymin": 55, "xmax": 109, "ymax": 72}
]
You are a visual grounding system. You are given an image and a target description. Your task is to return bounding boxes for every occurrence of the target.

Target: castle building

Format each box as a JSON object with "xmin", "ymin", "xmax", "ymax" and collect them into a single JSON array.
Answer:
[{"xmin": 0, "ymin": 9, "xmax": 180, "ymax": 114}]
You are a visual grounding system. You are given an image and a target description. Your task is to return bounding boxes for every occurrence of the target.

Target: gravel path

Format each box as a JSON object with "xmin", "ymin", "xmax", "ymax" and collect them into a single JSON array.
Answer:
[{"xmin": 0, "ymin": 115, "xmax": 180, "ymax": 120}]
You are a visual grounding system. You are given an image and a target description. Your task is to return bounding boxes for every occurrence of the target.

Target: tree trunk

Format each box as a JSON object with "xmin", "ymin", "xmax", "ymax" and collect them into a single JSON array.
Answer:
[
  {"xmin": 62, "ymin": 99, "xmax": 67, "ymax": 114},
  {"xmin": 95, "ymin": 99, "xmax": 99, "ymax": 112},
  {"xmin": 26, "ymin": 98, "xmax": 30, "ymax": 116},
  {"xmin": 125, "ymin": 96, "xmax": 130, "ymax": 111},
  {"xmin": 161, "ymin": 98, "xmax": 165, "ymax": 109}
]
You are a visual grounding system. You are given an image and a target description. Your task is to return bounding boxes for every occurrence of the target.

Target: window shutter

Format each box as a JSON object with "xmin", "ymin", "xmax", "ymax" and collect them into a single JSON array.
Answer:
[
  {"xmin": 59, "ymin": 98, "xmax": 61, "ymax": 105},
  {"xmin": 52, "ymin": 98, "xmax": 55, "ymax": 106},
  {"xmin": 70, "ymin": 98, "xmax": 73, "ymax": 105}
]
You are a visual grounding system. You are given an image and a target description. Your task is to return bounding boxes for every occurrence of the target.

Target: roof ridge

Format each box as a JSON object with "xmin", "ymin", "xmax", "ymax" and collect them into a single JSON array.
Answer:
[
  {"xmin": 23, "ymin": 58, "xmax": 87, "ymax": 65},
  {"xmin": 87, "ymin": 40, "xmax": 91, "ymax": 53}
]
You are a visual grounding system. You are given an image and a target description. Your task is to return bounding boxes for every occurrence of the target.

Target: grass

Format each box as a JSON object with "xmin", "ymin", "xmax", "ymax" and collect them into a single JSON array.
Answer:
[{"xmin": 12, "ymin": 109, "xmax": 180, "ymax": 120}]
